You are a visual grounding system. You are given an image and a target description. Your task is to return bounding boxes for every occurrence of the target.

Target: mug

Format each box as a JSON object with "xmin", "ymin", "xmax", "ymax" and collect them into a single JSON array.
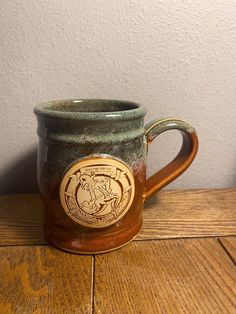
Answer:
[{"xmin": 34, "ymin": 99, "xmax": 198, "ymax": 254}]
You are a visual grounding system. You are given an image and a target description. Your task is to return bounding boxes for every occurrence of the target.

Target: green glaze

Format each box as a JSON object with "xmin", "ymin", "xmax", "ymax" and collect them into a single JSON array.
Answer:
[
  {"xmin": 34, "ymin": 99, "xmax": 146, "ymax": 121},
  {"xmin": 34, "ymin": 100, "xmax": 145, "ymax": 143},
  {"xmin": 35, "ymin": 99, "xmax": 146, "ymax": 171},
  {"xmin": 145, "ymin": 118, "xmax": 196, "ymax": 144}
]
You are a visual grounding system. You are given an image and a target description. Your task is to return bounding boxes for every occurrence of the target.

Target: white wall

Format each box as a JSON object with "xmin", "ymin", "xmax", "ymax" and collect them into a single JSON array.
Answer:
[{"xmin": 1, "ymin": 0, "xmax": 236, "ymax": 193}]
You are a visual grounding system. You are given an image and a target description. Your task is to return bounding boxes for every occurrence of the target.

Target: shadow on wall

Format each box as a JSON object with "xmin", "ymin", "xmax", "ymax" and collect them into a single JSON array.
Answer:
[
  {"xmin": 232, "ymin": 160, "xmax": 236, "ymax": 187},
  {"xmin": 0, "ymin": 148, "xmax": 38, "ymax": 194}
]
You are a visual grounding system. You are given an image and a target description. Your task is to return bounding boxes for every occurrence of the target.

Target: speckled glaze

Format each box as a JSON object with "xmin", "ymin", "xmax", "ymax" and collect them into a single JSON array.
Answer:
[{"xmin": 34, "ymin": 99, "xmax": 198, "ymax": 254}]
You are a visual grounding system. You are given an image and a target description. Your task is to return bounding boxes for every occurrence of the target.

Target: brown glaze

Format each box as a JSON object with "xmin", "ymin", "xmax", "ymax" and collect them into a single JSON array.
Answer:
[
  {"xmin": 41, "ymin": 163, "xmax": 145, "ymax": 254},
  {"xmin": 144, "ymin": 119, "xmax": 199, "ymax": 200}
]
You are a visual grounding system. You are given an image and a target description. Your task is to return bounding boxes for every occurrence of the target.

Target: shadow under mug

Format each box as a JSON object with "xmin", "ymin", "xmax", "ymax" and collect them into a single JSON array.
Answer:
[{"xmin": 34, "ymin": 99, "xmax": 198, "ymax": 254}]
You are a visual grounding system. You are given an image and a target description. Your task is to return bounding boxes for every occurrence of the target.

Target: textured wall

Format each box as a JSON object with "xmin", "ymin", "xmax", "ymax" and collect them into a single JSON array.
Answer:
[{"xmin": 1, "ymin": 0, "xmax": 236, "ymax": 193}]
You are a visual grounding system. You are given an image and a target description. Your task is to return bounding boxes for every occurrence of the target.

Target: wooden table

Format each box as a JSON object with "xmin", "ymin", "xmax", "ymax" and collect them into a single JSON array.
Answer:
[{"xmin": 0, "ymin": 189, "xmax": 236, "ymax": 313}]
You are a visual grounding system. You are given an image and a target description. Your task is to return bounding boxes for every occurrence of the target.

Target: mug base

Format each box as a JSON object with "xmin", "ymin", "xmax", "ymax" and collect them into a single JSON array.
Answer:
[
  {"xmin": 50, "ymin": 233, "xmax": 138, "ymax": 255},
  {"xmin": 44, "ymin": 215, "xmax": 143, "ymax": 255}
]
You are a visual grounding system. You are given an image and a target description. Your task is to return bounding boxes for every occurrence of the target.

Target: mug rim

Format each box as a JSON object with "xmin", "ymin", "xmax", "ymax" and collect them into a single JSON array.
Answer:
[{"xmin": 34, "ymin": 99, "xmax": 146, "ymax": 120}]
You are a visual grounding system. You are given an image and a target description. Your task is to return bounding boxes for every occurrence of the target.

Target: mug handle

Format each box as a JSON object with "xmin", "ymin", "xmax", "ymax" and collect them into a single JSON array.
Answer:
[{"xmin": 143, "ymin": 118, "xmax": 199, "ymax": 200}]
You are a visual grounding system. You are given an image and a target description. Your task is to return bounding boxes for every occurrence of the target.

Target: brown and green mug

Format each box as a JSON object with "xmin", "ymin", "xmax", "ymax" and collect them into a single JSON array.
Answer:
[{"xmin": 34, "ymin": 99, "xmax": 198, "ymax": 254}]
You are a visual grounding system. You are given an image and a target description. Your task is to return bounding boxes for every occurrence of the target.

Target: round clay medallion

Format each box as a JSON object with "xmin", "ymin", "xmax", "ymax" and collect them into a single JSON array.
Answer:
[{"xmin": 60, "ymin": 156, "xmax": 135, "ymax": 228}]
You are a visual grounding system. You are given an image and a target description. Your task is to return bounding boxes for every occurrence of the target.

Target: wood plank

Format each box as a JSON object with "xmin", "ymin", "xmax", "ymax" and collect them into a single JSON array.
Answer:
[
  {"xmin": 94, "ymin": 238, "xmax": 236, "ymax": 314},
  {"xmin": 219, "ymin": 237, "xmax": 236, "ymax": 264},
  {"xmin": 138, "ymin": 189, "xmax": 236, "ymax": 240},
  {"xmin": 0, "ymin": 189, "xmax": 235, "ymax": 246},
  {"xmin": 0, "ymin": 194, "xmax": 45, "ymax": 245},
  {"xmin": 0, "ymin": 246, "xmax": 93, "ymax": 313}
]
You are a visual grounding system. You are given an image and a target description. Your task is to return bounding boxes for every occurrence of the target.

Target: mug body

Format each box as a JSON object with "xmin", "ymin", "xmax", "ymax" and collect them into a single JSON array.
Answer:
[{"xmin": 35, "ymin": 99, "xmax": 146, "ymax": 254}]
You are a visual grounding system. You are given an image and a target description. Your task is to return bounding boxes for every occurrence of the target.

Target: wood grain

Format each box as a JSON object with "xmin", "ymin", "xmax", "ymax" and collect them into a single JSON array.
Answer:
[
  {"xmin": 219, "ymin": 237, "xmax": 236, "ymax": 264},
  {"xmin": 0, "ymin": 246, "xmax": 93, "ymax": 313},
  {"xmin": 0, "ymin": 194, "xmax": 45, "ymax": 245},
  {"xmin": 0, "ymin": 189, "xmax": 235, "ymax": 246},
  {"xmin": 138, "ymin": 189, "xmax": 236, "ymax": 240},
  {"xmin": 94, "ymin": 238, "xmax": 236, "ymax": 314}
]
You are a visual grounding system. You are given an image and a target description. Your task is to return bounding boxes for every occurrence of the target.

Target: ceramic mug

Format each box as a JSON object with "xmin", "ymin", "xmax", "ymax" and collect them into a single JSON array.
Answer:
[{"xmin": 34, "ymin": 99, "xmax": 198, "ymax": 254}]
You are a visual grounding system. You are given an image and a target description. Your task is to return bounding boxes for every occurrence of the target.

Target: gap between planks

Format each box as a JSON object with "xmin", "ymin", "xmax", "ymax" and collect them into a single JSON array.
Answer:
[
  {"xmin": 218, "ymin": 237, "xmax": 236, "ymax": 267},
  {"xmin": 91, "ymin": 255, "xmax": 96, "ymax": 314}
]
